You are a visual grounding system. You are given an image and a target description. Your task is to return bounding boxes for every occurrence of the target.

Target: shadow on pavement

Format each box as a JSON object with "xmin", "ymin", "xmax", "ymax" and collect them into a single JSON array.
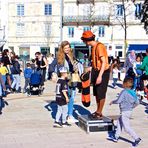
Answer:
[
  {"xmin": 108, "ymin": 84, "xmax": 114, "ymax": 89},
  {"xmin": 107, "ymin": 131, "xmax": 134, "ymax": 145},
  {"xmin": 44, "ymin": 101, "xmax": 57, "ymax": 119},
  {"xmin": 73, "ymin": 104, "xmax": 91, "ymax": 119},
  {"xmin": 119, "ymin": 137, "xmax": 134, "ymax": 145},
  {"xmin": 44, "ymin": 102, "xmax": 91, "ymax": 120},
  {"xmin": 139, "ymin": 100, "xmax": 148, "ymax": 114},
  {"xmin": 116, "ymin": 83, "xmax": 123, "ymax": 88}
]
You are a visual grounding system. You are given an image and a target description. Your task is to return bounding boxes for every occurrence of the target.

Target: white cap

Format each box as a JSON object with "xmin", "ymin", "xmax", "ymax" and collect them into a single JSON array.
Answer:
[{"xmin": 59, "ymin": 67, "xmax": 68, "ymax": 73}]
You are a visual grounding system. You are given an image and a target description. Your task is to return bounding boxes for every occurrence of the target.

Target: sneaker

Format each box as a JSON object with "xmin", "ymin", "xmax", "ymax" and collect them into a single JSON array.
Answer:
[
  {"xmin": 67, "ymin": 116, "xmax": 78, "ymax": 123},
  {"xmin": 107, "ymin": 135, "xmax": 114, "ymax": 140},
  {"xmin": 114, "ymin": 86, "xmax": 117, "ymax": 89},
  {"xmin": 53, "ymin": 121, "xmax": 63, "ymax": 128},
  {"xmin": 107, "ymin": 135, "xmax": 118, "ymax": 142},
  {"xmin": 6, "ymin": 89, "xmax": 11, "ymax": 93},
  {"xmin": 133, "ymin": 138, "xmax": 142, "ymax": 147},
  {"xmin": 62, "ymin": 122, "xmax": 71, "ymax": 127},
  {"xmin": 112, "ymin": 136, "xmax": 118, "ymax": 142}
]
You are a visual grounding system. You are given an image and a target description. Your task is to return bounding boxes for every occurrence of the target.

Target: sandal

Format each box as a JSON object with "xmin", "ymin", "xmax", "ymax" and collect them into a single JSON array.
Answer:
[{"xmin": 89, "ymin": 112, "xmax": 103, "ymax": 120}]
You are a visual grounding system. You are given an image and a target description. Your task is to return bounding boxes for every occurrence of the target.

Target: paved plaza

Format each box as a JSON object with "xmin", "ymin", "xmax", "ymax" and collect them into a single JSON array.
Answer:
[{"xmin": 0, "ymin": 78, "xmax": 147, "ymax": 148}]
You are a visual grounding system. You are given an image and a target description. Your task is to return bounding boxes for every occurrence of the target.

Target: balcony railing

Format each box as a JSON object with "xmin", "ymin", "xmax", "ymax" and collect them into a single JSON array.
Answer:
[
  {"xmin": 76, "ymin": 0, "xmax": 94, "ymax": 5},
  {"xmin": 63, "ymin": 15, "xmax": 110, "ymax": 26}
]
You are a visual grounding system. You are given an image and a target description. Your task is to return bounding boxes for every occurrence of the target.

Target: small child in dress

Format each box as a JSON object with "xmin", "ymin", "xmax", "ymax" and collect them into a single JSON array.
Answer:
[
  {"xmin": 23, "ymin": 63, "xmax": 33, "ymax": 93},
  {"xmin": 109, "ymin": 77, "xmax": 141, "ymax": 147},
  {"xmin": 53, "ymin": 67, "xmax": 71, "ymax": 128},
  {"xmin": 112, "ymin": 64, "xmax": 120, "ymax": 89}
]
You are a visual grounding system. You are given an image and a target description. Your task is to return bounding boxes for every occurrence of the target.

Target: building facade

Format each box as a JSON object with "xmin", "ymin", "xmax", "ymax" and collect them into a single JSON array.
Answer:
[
  {"xmin": 62, "ymin": 0, "xmax": 148, "ymax": 61},
  {"xmin": 0, "ymin": 0, "xmax": 7, "ymax": 49},
  {"xmin": 3, "ymin": 0, "xmax": 148, "ymax": 61},
  {"xmin": 6, "ymin": 0, "xmax": 61, "ymax": 60}
]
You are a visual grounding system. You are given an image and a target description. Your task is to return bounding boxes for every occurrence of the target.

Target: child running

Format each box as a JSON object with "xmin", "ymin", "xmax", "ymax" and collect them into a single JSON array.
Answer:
[
  {"xmin": 109, "ymin": 77, "xmax": 141, "ymax": 147},
  {"xmin": 53, "ymin": 67, "xmax": 71, "ymax": 128}
]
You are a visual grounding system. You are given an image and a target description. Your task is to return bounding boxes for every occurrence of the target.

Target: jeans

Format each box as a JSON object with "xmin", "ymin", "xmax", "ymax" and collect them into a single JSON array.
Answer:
[
  {"xmin": 11, "ymin": 74, "xmax": 20, "ymax": 91},
  {"xmin": 113, "ymin": 78, "xmax": 118, "ymax": 87},
  {"xmin": 1, "ymin": 75, "xmax": 6, "ymax": 85},
  {"xmin": 133, "ymin": 76, "xmax": 143, "ymax": 90},
  {"xmin": 37, "ymin": 69, "xmax": 46, "ymax": 85},
  {"xmin": 55, "ymin": 104, "xmax": 68, "ymax": 123},
  {"xmin": 0, "ymin": 84, "xmax": 2, "ymax": 96},
  {"xmin": 116, "ymin": 111, "xmax": 139, "ymax": 140},
  {"xmin": 68, "ymin": 87, "xmax": 76, "ymax": 117},
  {"xmin": 23, "ymin": 78, "xmax": 30, "ymax": 92}
]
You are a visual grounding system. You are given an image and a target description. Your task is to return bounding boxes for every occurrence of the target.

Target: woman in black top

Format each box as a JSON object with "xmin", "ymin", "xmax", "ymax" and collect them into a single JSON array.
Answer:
[{"xmin": 35, "ymin": 52, "xmax": 48, "ymax": 86}]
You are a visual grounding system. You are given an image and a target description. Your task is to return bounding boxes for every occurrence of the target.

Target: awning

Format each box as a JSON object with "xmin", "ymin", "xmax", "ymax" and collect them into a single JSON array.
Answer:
[
  {"xmin": 70, "ymin": 41, "xmax": 86, "ymax": 47},
  {"xmin": 128, "ymin": 44, "xmax": 148, "ymax": 52}
]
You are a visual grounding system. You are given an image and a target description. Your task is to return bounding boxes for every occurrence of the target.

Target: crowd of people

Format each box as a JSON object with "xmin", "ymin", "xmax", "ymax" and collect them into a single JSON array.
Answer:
[{"xmin": 0, "ymin": 30, "xmax": 147, "ymax": 147}]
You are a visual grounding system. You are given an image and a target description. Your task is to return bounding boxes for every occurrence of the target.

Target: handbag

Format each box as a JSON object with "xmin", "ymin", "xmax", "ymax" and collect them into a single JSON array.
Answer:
[{"xmin": 69, "ymin": 72, "xmax": 81, "ymax": 87}]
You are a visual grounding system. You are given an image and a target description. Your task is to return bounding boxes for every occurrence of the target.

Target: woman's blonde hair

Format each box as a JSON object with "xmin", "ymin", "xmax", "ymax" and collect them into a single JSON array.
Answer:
[
  {"xmin": 123, "ymin": 77, "xmax": 133, "ymax": 89},
  {"xmin": 57, "ymin": 41, "xmax": 74, "ymax": 65}
]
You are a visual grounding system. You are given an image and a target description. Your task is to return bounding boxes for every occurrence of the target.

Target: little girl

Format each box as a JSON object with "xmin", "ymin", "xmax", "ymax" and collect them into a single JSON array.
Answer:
[{"xmin": 112, "ymin": 64, "xmax": 120, "ymax": 89}]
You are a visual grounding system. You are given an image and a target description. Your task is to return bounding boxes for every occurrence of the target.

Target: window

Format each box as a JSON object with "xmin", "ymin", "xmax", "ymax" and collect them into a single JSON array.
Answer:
[
  {"xmin": 83, "ymin": 4, "xmax": 91, "ymax": 16},
  {"xmin": 68, "ymin": 27, "xmax": 74, "ymax": 38},
  {"xmin": 45, "ymin": 23, "xmax": 51, "ymax": 37},
  {"xmin": 118, "ymin": 51, "xmax": 123, "ymax": 57},
  {"xmin": 45, "ymin": 4, "xmax": 52, "ymax": 15},
  {"xmin": 115, "ymin": 46, "xmax": 122, "ymax": 50},
  {"xmin": 98, "ymin": 26, "xmax": 105, "ymax": 37},
  {"xmin": 116, "ymin": 4, "xmax": 124, "ymax": 16},
  {"xmin": 83, "ymin": 27, "xmax": 91, "ymax": 32},
  {"xmin": 67, "ymin": 5, "xmax": 74, "ymax": 16},
  {"xmin": 135, "ymin": 3, "xmax": 142, "ymax": 19},
  {"xmin": 19, "ymin": 47, "xmax": 30, "ymax": 61},
  {"xmin": 16, "ymin": 23, "xmax": 25, "ymax": 36},
  {"xmin": 17, "ymin": 4, "xmax": 24, "ymax": 16},
  {"xmin": 41, "ymin": 47, "xmax": 50, "ymax": 56}
]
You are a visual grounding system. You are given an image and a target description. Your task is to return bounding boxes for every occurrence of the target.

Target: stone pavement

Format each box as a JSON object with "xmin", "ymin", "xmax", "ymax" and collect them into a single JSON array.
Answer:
[{"xmin": 0, "ymin": 79, "xmax": 147, "ymax": 148}]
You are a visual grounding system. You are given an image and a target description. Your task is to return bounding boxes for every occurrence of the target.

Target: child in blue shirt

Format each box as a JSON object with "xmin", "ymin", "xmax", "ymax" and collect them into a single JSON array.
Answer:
[
  {"xmin": 109, "ymin": 77, "xmax": 141, "ymax": 147},
  {"xmin": 23, "ymin": 63, "xmax": 33, "ymax": 93}
]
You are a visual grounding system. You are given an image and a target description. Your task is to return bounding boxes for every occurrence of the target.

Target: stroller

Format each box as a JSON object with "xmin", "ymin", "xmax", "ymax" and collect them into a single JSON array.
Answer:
[{"xmin": 27, "ymin": 70, "xmax": 43, "ymax": 96}]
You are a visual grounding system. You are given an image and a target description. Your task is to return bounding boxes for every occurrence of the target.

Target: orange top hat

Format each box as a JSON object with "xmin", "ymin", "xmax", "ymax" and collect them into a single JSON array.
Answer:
[{"xmin": 81, "ymin": 30, "xmax": 95, "ymax": 41}]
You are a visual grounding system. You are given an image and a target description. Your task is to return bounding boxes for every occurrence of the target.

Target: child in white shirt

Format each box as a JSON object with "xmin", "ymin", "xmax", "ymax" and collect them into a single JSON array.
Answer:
[{"xmin": 112, "ymin": 64, "xmax": 120, "ymax": 89}]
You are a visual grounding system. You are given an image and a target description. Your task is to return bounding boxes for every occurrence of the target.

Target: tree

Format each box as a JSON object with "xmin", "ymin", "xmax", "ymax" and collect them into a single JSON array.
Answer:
[
  {"xmin": 109, "ymin": 0, "xmax": 136, "ymax": 58},
  {"xmin": 141, "ymin": 0, "xmax": 148, "ymax": 34}
]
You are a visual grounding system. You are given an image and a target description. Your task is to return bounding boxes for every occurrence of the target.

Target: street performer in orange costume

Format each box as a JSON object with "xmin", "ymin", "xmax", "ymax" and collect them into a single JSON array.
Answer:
[{"xmin": 81, "ymin": 30, "xmax": 110, "ymax": 119}]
